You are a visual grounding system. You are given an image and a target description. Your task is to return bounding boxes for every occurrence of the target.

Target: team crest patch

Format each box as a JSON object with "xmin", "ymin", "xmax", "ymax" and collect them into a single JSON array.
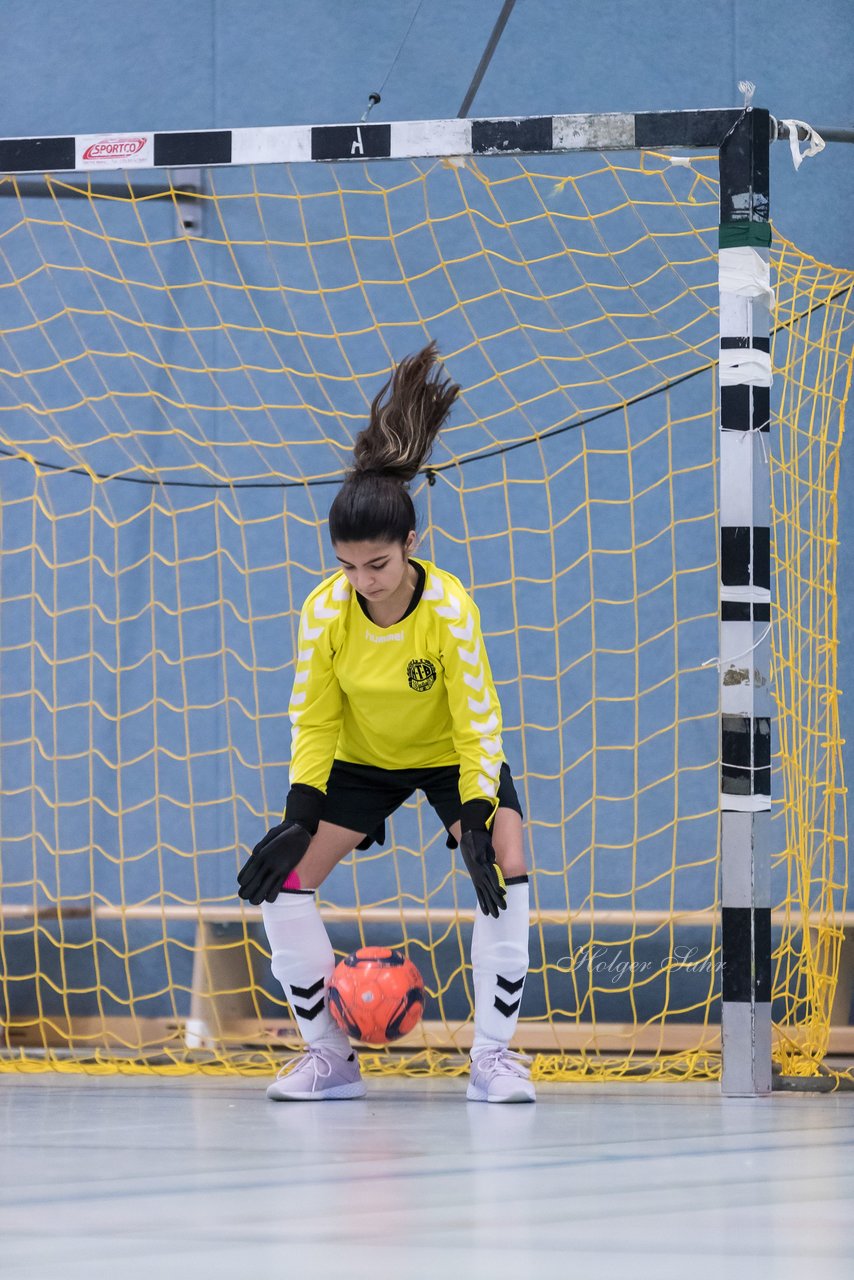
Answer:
[{"xmin": 407, "ymin": 658, "xmax": 437, "ymax": 692}]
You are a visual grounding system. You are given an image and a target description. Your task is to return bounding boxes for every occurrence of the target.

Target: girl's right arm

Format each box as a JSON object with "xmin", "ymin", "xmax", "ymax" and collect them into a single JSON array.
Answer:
[
  {"xmin": 283, "ymin": 581, "xmax": 346, "ymax": 829},
  {"xmin": 238, "ymin": 583, "xmax": 345, "ymax": 903}
]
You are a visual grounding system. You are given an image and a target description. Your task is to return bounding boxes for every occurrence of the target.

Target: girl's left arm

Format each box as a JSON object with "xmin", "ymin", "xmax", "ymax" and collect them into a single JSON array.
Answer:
[{"xmin": 436, "ymin": 589, "xmax": 505, "ymax": 830}]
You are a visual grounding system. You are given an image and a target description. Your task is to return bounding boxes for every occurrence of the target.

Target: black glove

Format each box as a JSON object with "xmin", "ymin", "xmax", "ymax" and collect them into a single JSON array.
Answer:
[
  {"xmin": 237, "ymin": 820, "xmax": 311, "ymax": 904},
  {"xmin": 237, "ymin": 784, "xmax": 322, "ymax": 905},
  {"xmin": 459, "ymin": 799, "xmax": 506, "ymax": 918}
]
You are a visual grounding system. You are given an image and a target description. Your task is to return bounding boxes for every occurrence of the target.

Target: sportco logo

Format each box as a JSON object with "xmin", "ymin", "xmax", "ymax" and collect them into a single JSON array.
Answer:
[{"xmin": 82, "ymin": 137, "xmax": 148, "ymax": 161}]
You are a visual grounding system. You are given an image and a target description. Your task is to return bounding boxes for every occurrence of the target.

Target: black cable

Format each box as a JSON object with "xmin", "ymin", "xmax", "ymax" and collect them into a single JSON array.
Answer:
[
  {"xmin": 0, "ymin": 281, "xmax": 849, "ymax": 491},
  {"xmin": 1, "ymin": 370, "xmax": 709, "ymax": 490}
]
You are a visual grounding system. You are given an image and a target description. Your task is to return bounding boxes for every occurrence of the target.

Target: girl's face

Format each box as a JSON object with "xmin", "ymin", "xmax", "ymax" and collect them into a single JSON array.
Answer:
[{"xmin": 333, "ymin": 533, "xmax": 416, "ymax": 602}]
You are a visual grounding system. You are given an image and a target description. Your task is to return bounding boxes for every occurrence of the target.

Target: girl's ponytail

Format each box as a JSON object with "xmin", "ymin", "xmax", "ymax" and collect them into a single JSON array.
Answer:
[{"xmin": 329, "ymin": 341, "xmax": 459, "ymax": 544}]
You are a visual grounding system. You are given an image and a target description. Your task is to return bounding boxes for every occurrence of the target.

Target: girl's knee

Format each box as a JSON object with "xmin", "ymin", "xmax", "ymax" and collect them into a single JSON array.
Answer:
[
  {"xmin": 452, "ymin": 808, "xmax": 528, "ymax": 877},
  {"xmin": 492, "ymin": 808, "xmax": 527, "ymax": 878}
]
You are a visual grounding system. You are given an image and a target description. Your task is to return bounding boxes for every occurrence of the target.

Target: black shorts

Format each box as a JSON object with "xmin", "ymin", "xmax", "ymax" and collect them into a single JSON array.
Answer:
[{"xmin": 319, "ymin": 759, "xmax": 523, "ymax": 850}]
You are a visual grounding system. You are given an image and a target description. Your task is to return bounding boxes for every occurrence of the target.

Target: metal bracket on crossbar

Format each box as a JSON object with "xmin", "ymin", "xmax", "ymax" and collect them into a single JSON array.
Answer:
[{"xmin": 171, "ymin": 168, "xmax": 203, "ymax": 235}]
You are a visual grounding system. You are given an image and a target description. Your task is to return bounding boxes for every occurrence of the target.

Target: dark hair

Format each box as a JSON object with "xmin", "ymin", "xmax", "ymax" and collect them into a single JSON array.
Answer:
[{"xmin": 328, "ymin": 340, "xmax": 459, "ymax": 545}]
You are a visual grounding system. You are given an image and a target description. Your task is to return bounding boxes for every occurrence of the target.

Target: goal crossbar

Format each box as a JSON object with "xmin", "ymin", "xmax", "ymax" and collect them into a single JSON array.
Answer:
[
  {"xmin": 0, "ymin": 107, "xmax": 769, "ymax": 175},
  {"xmin": 0, "ymin": 107, "xmax": 843, "ymax": 179}
]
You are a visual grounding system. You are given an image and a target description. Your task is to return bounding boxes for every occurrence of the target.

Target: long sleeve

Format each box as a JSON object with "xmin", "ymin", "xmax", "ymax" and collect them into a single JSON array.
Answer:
[
  {"xmin": 431, "ymin": 579, "xmax": 505, "ymax": 828},
  {"xmin": 287, "ymin": 580, "xmax": 346, "ymax": 794}
]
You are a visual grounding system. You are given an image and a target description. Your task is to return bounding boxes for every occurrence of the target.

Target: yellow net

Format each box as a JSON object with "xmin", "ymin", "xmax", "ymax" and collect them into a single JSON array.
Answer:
[{"xmin": 0, "ymin": 150, "xmax": 849, "ymax": 1078}]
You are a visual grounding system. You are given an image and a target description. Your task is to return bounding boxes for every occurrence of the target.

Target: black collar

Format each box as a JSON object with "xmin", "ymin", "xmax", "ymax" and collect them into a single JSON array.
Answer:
[{"xmin": 356, "ymin": 558, "xmax": 426, "ymax": 626}]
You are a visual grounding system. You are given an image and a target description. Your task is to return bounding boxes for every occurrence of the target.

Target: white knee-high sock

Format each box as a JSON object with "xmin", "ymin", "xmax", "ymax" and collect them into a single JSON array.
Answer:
[
  {"xmin": 262, "ymin": 889, "xmax": 350, "ymax": 1052},
  {"xmin": 471, "ymin": 876, "xmax": 530, "ymax": 1057}
]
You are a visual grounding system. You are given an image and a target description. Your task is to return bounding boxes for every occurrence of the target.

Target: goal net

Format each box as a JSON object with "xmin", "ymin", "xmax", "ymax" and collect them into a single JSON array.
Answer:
[{"xmin": 0, "ymin": 138, "xmax": 850, "ymax": 1079}]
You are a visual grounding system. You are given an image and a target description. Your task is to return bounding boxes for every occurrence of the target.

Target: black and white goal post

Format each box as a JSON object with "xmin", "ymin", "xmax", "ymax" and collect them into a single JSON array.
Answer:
[
  {"xmin": 716, "ymin": 108, "xmax": 773, "ymax": 1098},
  {"xmin": 0, "ymin": 105, "xmax": 794, "ymax": 1093}
]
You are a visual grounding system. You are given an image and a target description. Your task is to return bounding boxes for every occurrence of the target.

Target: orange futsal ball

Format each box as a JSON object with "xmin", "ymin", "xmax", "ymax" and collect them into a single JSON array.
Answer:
[{"xmin": 328, "ymin": 946, "xmax": 425, "ymax": 1045}]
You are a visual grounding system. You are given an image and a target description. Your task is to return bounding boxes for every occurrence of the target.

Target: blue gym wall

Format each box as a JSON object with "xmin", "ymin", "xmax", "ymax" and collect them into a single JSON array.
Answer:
[
  {"xmin": 1, "ymin": 0, "xmax": 851, "ymax": 266},
  {"xmin": 0, "ymin": 1, "xmax": 851, "ymax": 1024}
]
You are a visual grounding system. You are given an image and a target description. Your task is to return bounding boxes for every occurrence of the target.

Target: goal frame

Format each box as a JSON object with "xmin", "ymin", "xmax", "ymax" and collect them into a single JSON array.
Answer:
[{"xmin": 0, "ymin": 106, "xmax": 781, "ymax": 1095}]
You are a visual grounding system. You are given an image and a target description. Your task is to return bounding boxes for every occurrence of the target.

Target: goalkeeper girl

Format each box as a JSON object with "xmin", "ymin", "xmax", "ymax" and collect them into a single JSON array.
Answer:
[{"xmin": 238, "ymin": 341, "xmax": 534, "ymax": 1104}]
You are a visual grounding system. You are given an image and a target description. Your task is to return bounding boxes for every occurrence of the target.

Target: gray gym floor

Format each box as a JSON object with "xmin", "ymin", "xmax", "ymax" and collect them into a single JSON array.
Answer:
[{"xmin": 1, "ymin": 1073, "xmax": 852, "ymax": 1279}]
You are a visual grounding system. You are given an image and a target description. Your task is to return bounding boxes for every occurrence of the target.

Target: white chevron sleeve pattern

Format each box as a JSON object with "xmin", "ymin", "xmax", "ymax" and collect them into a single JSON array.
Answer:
[
  {"xmin": 288, "ymin": 578, "xmax": 348, "ymax": 794},
  {"xmin": 427, "ymin": 573, "xmax": 505, "ymax": 820}
]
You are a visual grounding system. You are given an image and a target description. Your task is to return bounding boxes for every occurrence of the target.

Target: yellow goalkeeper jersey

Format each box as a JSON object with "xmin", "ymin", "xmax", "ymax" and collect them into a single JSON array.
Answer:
[{"xmin": 288, "ymin": 557, "xmax": 505, "ymax": 821}]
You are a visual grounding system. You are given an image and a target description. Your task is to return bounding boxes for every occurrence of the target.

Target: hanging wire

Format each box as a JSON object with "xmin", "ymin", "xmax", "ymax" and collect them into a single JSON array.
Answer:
[{"xmin": 360, "ymin": 0, "xmax": 426, "ymax": 120}]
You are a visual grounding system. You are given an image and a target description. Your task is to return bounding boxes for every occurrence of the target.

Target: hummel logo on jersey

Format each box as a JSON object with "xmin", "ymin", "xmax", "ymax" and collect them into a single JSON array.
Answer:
[
  {"xmin": 366, "ymin": 629, "xmax": 404, "ymax": 643},
  {"xmin": 407, "ymin": 658, "xmax": 437, "ymax": 692}
]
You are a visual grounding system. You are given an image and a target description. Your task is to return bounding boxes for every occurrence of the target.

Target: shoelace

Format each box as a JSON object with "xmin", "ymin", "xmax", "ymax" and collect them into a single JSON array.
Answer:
[
  {"xmin": 473, "ymin": 1047, "xmax": 532, "ymax": 1079},
  {"xmin": 277, "ymin": 1044, "xmax": 342, "ymax": 1082}
]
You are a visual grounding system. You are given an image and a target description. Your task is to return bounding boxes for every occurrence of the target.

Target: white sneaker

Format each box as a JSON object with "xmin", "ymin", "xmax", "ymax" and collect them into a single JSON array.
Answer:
[
  {"xmin": 266, "ymin": 1043, "xmax": 366, "ymax": 1101},
  {"xmin": 467, "ymin": 1048, "xmax": 536, "ymax": 1103}
]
